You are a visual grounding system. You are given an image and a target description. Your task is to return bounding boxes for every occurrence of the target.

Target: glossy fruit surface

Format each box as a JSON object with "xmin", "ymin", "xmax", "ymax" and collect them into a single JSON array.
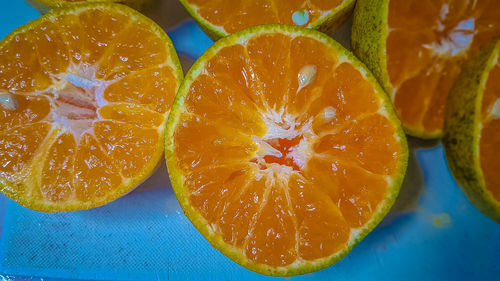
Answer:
[
  {"xmin": 180, "ymin": 0, "xmax": 355, "ymax": 39},
  {"xmin": 0, "ymin": 3, "xmax": 182, "ymax": 212},
  {"xmin": 166, "ymin": 24, "xmax": 408, "ymax": 276},
  {"xmin": 353, "ymin": 0, "xmax": 500, "ymax": 138},
  {"xmin": 444, "ymin": 39, "xmax": 500, "ymax": 222}
]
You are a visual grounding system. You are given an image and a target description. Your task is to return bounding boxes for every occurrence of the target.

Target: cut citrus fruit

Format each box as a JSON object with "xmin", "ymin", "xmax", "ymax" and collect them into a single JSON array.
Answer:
[
  {"xmin": 26, "ymin": 0, "xmax": 152, "ymax": 14},
  {"xmin": 352, "ymin": 0, "xmax": 500, "ymax": 138},
  {"xmin": 165, "ymin": 25, "xmax": 408, "ymax": 276},
  {"xmin": 179, "ymin": 0, "xmax": 356, "ymax": 39},
  {"xmin": 0, "ymin": 3, "xmax": 182, "ymax": 212},
  {"xmin": 444, "ymin": 39, "xmax": 500, "ymax": 222}
]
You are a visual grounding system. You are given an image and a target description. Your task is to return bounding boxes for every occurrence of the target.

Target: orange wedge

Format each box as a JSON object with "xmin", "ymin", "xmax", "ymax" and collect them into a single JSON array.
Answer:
[
  {"xmin": 444, "ymin": 39, "xmax": 500, "ymax": 222},
  {"xmin": 0, "ymin": 3, "xmax": 182, "ymax": 212},
  {"xmin": 166, "ymin": 25, "xmax": 408, "ymax": 276},
  {"xmin": 352, "ymin": 0, "xmax": 500, "ymax": 138},
  {"xmin": 179, "ymin": 0, "xmax": 356, "ymax": 39}
]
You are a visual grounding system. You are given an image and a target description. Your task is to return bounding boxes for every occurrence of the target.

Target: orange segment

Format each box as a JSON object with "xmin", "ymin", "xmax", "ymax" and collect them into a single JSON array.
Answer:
[
  {"xmin": 481, "ymin": 62, "xmax": 500, "ymax": 119},
  {"xmin": 287, "ymin": 35, "xmax": 338, "ymax": 115},
  {"xmin": 184, "ymin": 74, "xmax": 265, "ymax": 135},
  {"xmin": 336, "ymin": 163, "xmax": 388, "ymax": 227},
  {"xmin": 0, "ymin": 32, "xmax": 52, "ymax": 92},
  {"xmin": 273, "ymin": 0, "xmax": 307, "ymax": 26},
  {"xmin": 57, "ymin": 13, "xmax": 91, "ymax": 64},
  {"xmin": 386, "ymin": 0, "xmax": 500, "ymax": 137},
  {"xmin": 97, "ymin": 104, "xmax": 163, "ymax": 128},
  {"xmin": 181, "ymin": 0, "xmax": 355, "ymax": 38},
  {"xmin": 73, "ymin": 133, "xmax": 122, "ymax": 202},
  {"xmin": 166, "ymin": 26, "xmax": 407, "ymax": 276},
  {"xmin": 193, "ymin": 0, "xmax": 240, "ymax": 31},
  {"xmin": 480, "ymin": 119, "xmax": 500, "ymax": 201},
  {"xmin": 480, "ymin": 61, "xmax": 500, "ymax": 201},
  {"xmin": 96, "ymin": 22, "xmax": 168, "ymax": 80},
  {"xmin": 94, "ymin": 121, "xmax": 159, "ymax": 178},
  {"xmin": 304, "ymin": 157, "xmax": 388, "ymax": 228},
  {"xmin": 308, "ymin": 62, "xmax": 379, "ymax": 128},
  {"xmin": 32, "ymin": 20, "xmax": 70, "ymax": 75},
  {"xmin": 315, "ymin": 114, "xmax": 400, "ymax": 175},
  {"xmin": 303, "ymin": 158, "xmax": 340, "ymax": 203},
  {"xmin": 204, "ymin": 44, "xmax": 269, "ymax": 111},
  {"xmin": 0, "ymin": 123, "xmax": 52, "ymax": 178},
  {"xmin": 0, "ymin": 3, "xmax": 182, "ymax": 211},
  {"xmin": 387, "ymin": 1, "xmax": 440, "ymax": 32},
  {"xmin": 289, "ymin": 176, "xmax": 350, "ymax": 260},
  {"xmin": 187, "ymin": 164, "xmax": 254, "ymax": 225},
  {"xmin": 421, "ymin": 62, "xmax": 462, "ymax": 132},
  {"xmin": 78, "ymin": 8, "xmax": 130, "ymax": 65},
  {"xmin": 385, "ymin": 30, "xmax": 434, "ymax": 87},
  {"xmin": 0, "ymin": 95, "xmax": 51, "ymax": 132},
  {"xmin": 103, "ymin": 66, "xmax": 176, "ymax": 114},
  {"xmin": 246, "ymin": 33, "xmax": 292, "ymax": 110},
  {"xmin": 244, "ymin": 184, "xmax": 297, "ymax": 267},
  {"xmin": 41, "ymin": 133, "xmax": 76, "ymax": 202},
  {"xmin": 173, "ymin": 113, "xmax": 257, "ymax": 172},
  {"xmin": 224, "ymin": 1, "xmax": 279, "ymax": 35},
  {"xmin": 217, "ymin": 176, "xmax": 266, "ymax": 247}
]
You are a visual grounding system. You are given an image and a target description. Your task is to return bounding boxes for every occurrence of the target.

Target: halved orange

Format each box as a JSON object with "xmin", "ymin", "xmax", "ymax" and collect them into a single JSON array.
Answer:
[
  {"xmin": 165, "ymin": 25, "xmax": 408, "ymax": 276},
  {"xmin": 179, "ymin": 0, "xmax": 356, "ymax": 39},
  {"xmin": 0, "ymin": 3, "xmax": 182, "ymax": 212},
  {"xmin": 352, "ymin": 0, "xmax": 500, "ymax": 138},
  {"xmin": 444, "ymin": 39, "xmax": 500, "ymax": 222},
  {"xmin": 27, "ymin": 0, "xmax": 153, "ymax": 14}
]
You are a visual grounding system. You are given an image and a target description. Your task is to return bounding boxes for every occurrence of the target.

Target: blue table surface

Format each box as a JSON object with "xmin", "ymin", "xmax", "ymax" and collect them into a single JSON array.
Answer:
[{"xmin": 0, "ymin": 1, "xmax": 499, "ymax": 281}]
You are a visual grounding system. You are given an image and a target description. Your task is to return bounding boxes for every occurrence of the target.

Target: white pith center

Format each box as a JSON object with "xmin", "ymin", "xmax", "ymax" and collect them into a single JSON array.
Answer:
[
  {"xmin": 424, "ymin": 4, "xmax": 475, "ymax": 57},
  {"xmin": 252, "ymin": 110, "xmax": 314, "ymax": 185},
  {"xmin": 0, "ymin": 63, "xmax": 108, "ymax": 140},
  {"xmin": 251, "ymin": 64, "xmax": 325, "ymax": 181},
  {"xmin": 49, "ymin": 64, "xmax": 107, "ymax": 139}
]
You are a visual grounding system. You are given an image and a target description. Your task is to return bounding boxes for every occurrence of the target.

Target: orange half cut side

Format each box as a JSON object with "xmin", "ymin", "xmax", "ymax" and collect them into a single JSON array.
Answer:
[
  {"xmin": 0, "ymin": 3, "xmax": 182, "ymax": 212},
  {"xmin": 353, "ymin": 0, "xmax": 500, "ymax": 138},
  {"xmin": 166, "ymin": 25, "xmax": 408, "ymax": 276},
  {"xmin": 180, "ymin": 0, "xmax": 356, "ymax": 39},
  {"xmin": 444, "ymin": 39, "xmax": 500, "ymax": 222}
]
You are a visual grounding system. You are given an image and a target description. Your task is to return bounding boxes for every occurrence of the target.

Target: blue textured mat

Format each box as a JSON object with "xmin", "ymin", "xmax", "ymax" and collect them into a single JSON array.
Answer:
[{"xmin": 1, "ymin": 146, "xmax": 498, "ymax": 281}]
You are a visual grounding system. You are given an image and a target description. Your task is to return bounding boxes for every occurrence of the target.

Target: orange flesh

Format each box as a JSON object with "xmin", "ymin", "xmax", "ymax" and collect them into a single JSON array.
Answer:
[
  {"xmin": 0, "ymin": 7, "xmax": 178, "ymax": 209},
  {"xmin": 186, "ymin": 0, "xmax": 343, "ymax": 34},
  {"xmin": 262, "ymin": 137, "xmax": 302, "ymax": 171},
  {"xmin": 480, "ymin": 55, "xmax": 500, "ymax": 201},
  {"xmin": 173, "ymin": 33, "xmax": 403, "ymax": 266},
  {"xmin": 387, "ymin": 0, "xmax": 500, "ymax": 135}
]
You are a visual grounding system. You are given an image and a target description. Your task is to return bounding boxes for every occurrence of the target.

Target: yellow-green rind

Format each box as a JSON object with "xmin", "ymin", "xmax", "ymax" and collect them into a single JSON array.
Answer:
[
  {"xmin": 443, "ymin": 39, "xmax": 500, "ymax": 223},
  {"xmin": 26, "ymin": 0, "xmax": 154, "ymax": 14},
  {"xmin": 403, "ymin": 125, "xmax": 442, "ymax": 140},
  {"xmin": 351, "ymin": 0, "xmax": 442, "ymax": 139},
  {"xmin": 351, "ymin": 0, "xmax": 390, "ymax": 96},
  {"xmin": 177, "ymin": 0, "xmax": 231, "ymax": 40},
  {"xmin": 165, "ymin": 24, "xmax": 408, "ymax": 276},
  {"xmin": 179, "ymin": 0, "xmax": 356, "ymax": 41},
  {"xmin": 0, "ymin": 2, "xmax": 183, "ymax": 212},
  {"xmin": 308, "ymin": 0, "xmax": 356, "ymax": 35}
]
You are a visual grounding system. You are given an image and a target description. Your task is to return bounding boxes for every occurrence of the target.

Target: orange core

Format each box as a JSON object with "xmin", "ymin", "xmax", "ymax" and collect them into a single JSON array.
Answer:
[{"xmin": 263, "ymin": 136, "xmax": 302, "ymax": 171}]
